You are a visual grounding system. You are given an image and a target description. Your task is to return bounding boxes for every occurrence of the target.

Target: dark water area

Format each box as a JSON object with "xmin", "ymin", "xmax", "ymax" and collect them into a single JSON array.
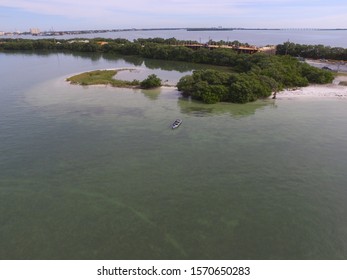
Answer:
[{"xmin": 1, "ymin": 52, "xmax": 347, "ymax": 259}]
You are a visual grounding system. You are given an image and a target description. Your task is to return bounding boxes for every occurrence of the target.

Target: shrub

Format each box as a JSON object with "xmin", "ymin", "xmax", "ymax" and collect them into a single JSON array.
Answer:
[{"xmin": 140, "ymin": 74, "xmax": 162, "ymax": 89}]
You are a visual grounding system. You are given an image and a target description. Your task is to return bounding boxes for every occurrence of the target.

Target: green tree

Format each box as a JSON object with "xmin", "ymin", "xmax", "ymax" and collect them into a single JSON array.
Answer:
[
  {"xmin": 228, "ymin": 77, "xmax": 256, "ymax": 103},
  {"xmin": 177, "ymin": 75, "xmax": 195, "ymax": 95},
  {"xmin": 140, "ymin": 74, "xmax": 162, "ymax": 89}
]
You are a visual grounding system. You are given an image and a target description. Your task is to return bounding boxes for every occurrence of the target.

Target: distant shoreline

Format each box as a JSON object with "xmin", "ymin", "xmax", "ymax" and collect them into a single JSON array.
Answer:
[{"xmin": 2, "ymin": 27, "xmax": 347, "ymax": 37}]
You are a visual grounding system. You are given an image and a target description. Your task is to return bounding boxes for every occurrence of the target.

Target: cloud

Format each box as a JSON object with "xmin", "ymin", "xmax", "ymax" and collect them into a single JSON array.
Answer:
[
  {"xmin": 1, "ymin": 0, "xmax": 347, "ymax": 29},
  {"xmin": 2, "ymin": 0, "xmax": 311, "ymax": 19},
  {"xmin": 1, "ymin": 0, "xmax": 115, "ymax": 18},
  {"xmin": 0, "ymin": 0, "xmax": 241, "ymax": 18}
]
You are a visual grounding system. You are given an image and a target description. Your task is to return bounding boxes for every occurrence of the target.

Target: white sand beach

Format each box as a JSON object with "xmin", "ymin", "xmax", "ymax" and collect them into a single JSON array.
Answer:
[{"xmin": 275, "ymin": 75, "xmax": 347, "ymax": 99}]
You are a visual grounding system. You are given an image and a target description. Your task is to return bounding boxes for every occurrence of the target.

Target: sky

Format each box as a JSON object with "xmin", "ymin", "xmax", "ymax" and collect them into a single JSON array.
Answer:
[{"xmin": 1, "ymin": 0, "xmax": 347, "ymax": 32}]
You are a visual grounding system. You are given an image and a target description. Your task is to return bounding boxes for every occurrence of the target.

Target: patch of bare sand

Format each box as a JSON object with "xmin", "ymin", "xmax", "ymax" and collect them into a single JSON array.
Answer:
[{"xmin": 275, "ymin": 75, "xmax": 347, "ymax": 99}]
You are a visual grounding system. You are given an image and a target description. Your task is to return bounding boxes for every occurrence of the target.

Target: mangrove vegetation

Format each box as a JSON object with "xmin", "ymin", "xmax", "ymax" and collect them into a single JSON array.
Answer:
[
  {"xmin": 177, "ymin": 54, "xmax": 334, "ymax": 103},
  {"xmin": 1, "ymin": 38, "xmax": 336, "ymax": 103},
  {"xmin": 276, "ymin": 41, "xmax": 347, "ymax": 60},
  {"xmin": 140, "ymin": 74, "xmax": 162, "ymax": 89}
]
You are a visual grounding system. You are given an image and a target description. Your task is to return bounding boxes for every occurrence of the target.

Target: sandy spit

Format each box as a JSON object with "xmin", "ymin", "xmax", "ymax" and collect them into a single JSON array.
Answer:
[{"xmin": 275, "ymin": 75, "xmax": 347, "ymax": 99}]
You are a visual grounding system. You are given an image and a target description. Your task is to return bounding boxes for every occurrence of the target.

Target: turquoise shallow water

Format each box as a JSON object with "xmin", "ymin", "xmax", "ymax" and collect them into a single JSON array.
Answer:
[{"xmin": 1, "ymin": 52, "xmax": 347, "ymax": 259}]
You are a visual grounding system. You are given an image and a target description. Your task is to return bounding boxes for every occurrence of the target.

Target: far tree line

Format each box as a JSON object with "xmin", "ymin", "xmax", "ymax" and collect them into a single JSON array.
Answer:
[
  {"xmin": 276, "ymin": 41, "xmax": 347, "ymax": 60},
  {"xmin": 1, "ymin": 38, "xmax": 346, "ymax": 60}
]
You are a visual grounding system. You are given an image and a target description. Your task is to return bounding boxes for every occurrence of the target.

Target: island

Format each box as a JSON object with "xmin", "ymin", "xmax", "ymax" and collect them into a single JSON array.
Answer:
[
  {"xmin": 1, "ymin": 37, "xmax": 340, "ymax": 103},
  {"xmin": 67, "ymin": 69, "xmax": 162, "ymax": 89}
]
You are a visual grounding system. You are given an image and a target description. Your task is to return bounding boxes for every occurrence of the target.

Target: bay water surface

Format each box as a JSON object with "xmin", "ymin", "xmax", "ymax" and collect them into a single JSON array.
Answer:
[
  {"xmin": 1, "ymin": 52, "xmax": 347, "ymax": 259},
  {"xmin": 6, "ymin": 29, "xmax": 347, "ymax": 47}
]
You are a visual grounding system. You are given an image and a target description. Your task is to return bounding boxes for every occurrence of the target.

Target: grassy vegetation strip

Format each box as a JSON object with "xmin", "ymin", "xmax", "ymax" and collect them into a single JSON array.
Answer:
[{"xmin": 66, "ymin": 69, "xmax": 140, "ymax": 87}]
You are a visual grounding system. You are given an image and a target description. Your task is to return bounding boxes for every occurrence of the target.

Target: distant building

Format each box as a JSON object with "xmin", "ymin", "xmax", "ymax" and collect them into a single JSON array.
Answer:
[
  {"xmin": 97, "ymin": 41, "xmax": 108, "ymax": 46},
  {"xmin": 258, "ymin": 45, "xmax": 277, "ymax": 55},
  {"xmin": 30, "ymin": 28, "xmax": 40, "ymax": 35},
  {"xmin": 0, "ymin": 31, "xmax": 4, "ymax": 36}
]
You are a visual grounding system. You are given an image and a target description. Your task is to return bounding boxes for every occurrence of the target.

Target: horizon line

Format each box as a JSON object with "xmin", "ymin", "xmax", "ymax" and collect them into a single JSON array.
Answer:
[{"xmin": 2, "ymin": 27, "xmax": 347, "ymax": 33}]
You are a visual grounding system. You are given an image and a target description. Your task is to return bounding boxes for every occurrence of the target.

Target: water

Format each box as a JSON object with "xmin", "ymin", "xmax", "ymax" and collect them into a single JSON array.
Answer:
[
  {"xmin": 1, "ymin": 52, "xmax": 347, "ymax": 259},
  {"xmin": 4, "ymin": 29, "xmax": 347, "ymax": 47}
]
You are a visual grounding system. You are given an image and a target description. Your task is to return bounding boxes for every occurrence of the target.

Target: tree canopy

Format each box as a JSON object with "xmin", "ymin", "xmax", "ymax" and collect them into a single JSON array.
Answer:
[
  {"xmin": 276, "ymin": 41, "xmax": 347, "ymax": 60},
  {"xmin": 177, "ymin": 54, "xmax": 334, "ymax": 104},
  {"xmin": 140, "ymin": 74, "xmax": 162, "ymax": 89}
]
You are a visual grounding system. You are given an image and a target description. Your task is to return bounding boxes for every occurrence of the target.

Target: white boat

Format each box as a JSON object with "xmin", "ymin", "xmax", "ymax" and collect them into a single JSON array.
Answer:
[{"xmin": 171, "ymin": 119, "xmax": 182, "ymax": 129}]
